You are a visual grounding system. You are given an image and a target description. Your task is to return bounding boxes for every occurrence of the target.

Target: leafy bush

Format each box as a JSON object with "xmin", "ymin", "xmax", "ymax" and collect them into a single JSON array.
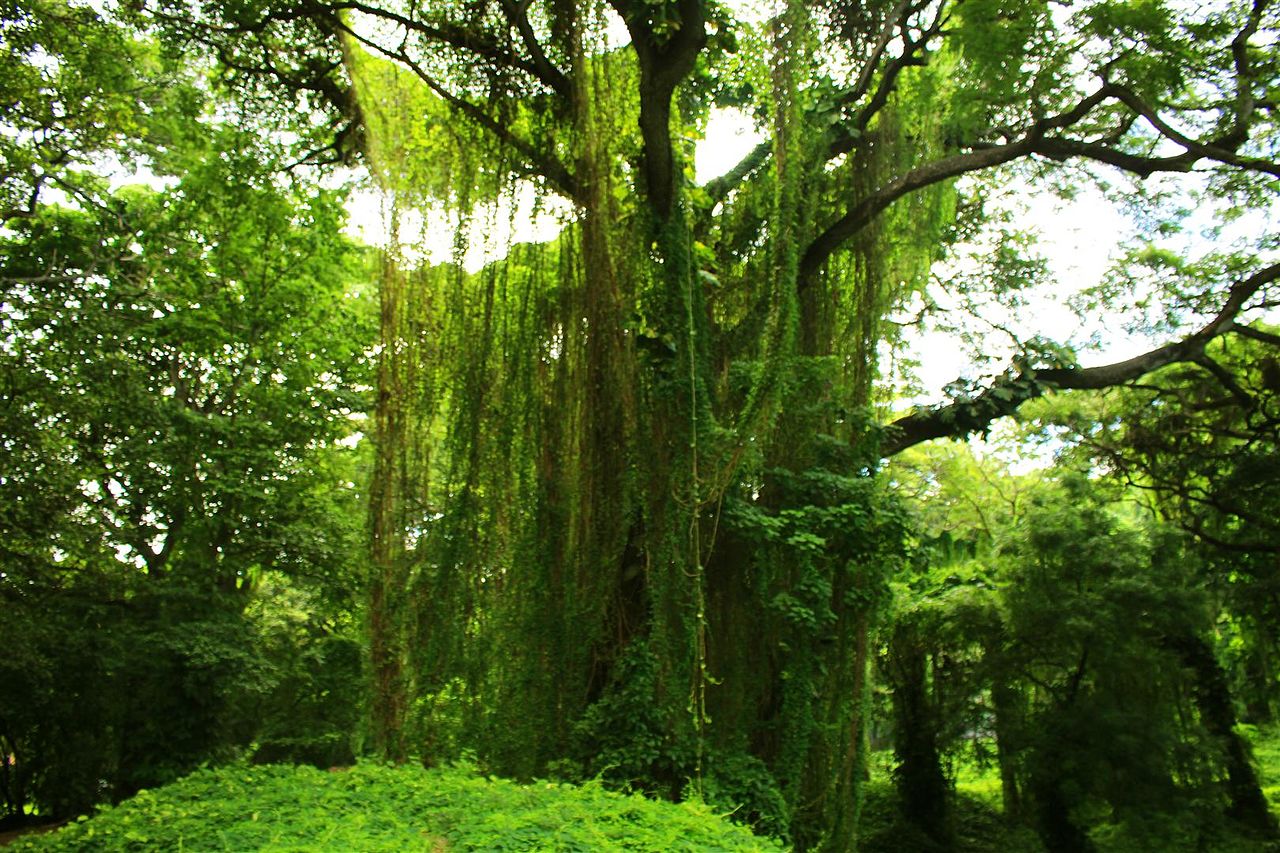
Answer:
[{"xmin": 9, "ymin": 763, "xmax": 783, "ymax": 852}]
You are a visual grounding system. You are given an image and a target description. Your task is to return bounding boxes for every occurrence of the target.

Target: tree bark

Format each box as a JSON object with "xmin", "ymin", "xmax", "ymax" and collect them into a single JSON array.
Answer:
[{"xmin": 992, "ymin": 680, "xmax": 1023, "ymax": 823}]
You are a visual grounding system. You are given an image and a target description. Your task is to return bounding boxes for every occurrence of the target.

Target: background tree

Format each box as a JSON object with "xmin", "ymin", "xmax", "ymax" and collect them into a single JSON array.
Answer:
[{"xmin": 0, "ymin": 2, "xmax": 375, "ymax": 819}]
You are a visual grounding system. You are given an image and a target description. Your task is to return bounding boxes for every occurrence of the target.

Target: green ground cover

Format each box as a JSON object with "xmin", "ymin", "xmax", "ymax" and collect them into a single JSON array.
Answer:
[
  {"xmin": 11, "ymin": 729, "xmax": 1280, "ymax": 851},
  {"xmin": 7, "ymin": 763, "xmax": 781, "ymax": 852}
]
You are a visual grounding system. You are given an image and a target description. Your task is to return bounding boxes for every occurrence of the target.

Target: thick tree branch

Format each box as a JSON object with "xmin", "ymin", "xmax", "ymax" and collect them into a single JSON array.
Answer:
[
  {"xmin": 844, "ymin": 0, "xmax": 947, "ymax": 143},
  {"xmin": 335, "ymin": 1, "xmax": 551, "ymax": 82},
  {"xmin": 1230, "ymin": 323, "xmax": 1280, "ymax": 348},
  {"xmin": 1094, "ymin": 449, "xmax": 1280, "ymax": 553},
  {"xmin": 702, "ymin": 140, "xmax": 771, "ymax": 205},
  {"xmin": 1225, "ymin": 0, "xmax": 1274, "ymax": 147},
  {"xmin": 1107, "ymin": 83, "xmax": 1280, "ymax": 179},
  {"xmin": 802, "ymin": 87, "xmax": 1116, "ymax": 283},
  {"xmin": 498, "ymin": 0, "xmax": 573, "ymax": 99},
  {"xmin": 1028, "ymin": 137, "xmax": 1200, "ymax": 177},
  {"xmin": 808, "ymin": 69, "xmax": 1280, "ymax": 285},
  {"xmin": 881, "ymin": 262, "xmax": 1280, "ymax": 456},
  {"xmin": 1192, "ymin": 354, "xmax": 1255, "ymax": 409},
  {"xmin": 846, "ymin": 0, "xmax": 920, "ymax": 111},
  {"xmin": 802, "ymin": 138, "xmax": 1034, "ymax": 282},
  {"xmin": 613, "ymin": 0, "xmax": 707, "ymax": 217},
  {"xmin": 199, "ymin": 0, "xmax": 566, "ymax": 94}
]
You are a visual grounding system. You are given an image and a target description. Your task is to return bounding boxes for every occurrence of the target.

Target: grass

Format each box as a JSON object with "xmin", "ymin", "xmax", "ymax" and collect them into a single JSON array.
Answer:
[{"xmin": 6, "ymin": 763, "xmax": 783, "ymax": 852}]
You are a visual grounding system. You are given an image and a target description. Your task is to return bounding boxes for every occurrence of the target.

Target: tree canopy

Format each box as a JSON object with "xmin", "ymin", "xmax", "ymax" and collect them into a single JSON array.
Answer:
[{"xmin": 4, "ymin": 0, "xmax": 1280, "ymax": 850}]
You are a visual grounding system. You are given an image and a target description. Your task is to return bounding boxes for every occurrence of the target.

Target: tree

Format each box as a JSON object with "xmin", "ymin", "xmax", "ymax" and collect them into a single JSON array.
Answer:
[
  {"xmin": 992, "ymin": 478, "xmax": 1216, "ymax": 851},
  {"xmin": 886, "ymin": 460, "xmax": 1271, "ymax": 851},
  {"xmin": 120, "ymin": 0, "xmax": 1280, "ymax": 846},
  {"xmin": 878, "ymin": 444, "xmax": 1037, "ymax": 848},
  {"xmin": 0, "ymin": 3, "xmax": 374, "ymax": 816},
  {"xmin": 1021, "ymin": 331, "xmax": 1280, "ymax": 837}
]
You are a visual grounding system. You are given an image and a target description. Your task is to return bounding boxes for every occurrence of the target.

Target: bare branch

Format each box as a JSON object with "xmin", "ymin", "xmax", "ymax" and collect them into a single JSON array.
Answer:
[{"xmin": 881, "ymin": 262, "xmax": 1280, "ymax": 456}]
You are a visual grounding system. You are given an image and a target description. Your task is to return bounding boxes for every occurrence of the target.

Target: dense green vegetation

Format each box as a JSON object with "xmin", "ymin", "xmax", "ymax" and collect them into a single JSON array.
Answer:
[
  {"xmin": 5, "ymin": 764, "xmax": 782, "ymax": 851},
  {"xmin": 4, "ymin": 0, "xmax": 1280, "ymax": 850}
]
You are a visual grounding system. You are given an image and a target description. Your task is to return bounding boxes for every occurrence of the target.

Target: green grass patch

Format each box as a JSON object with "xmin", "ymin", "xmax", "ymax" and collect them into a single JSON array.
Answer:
[{"xmin": 7, "ymin": 763, "xmax": 783, "ymax": 852}]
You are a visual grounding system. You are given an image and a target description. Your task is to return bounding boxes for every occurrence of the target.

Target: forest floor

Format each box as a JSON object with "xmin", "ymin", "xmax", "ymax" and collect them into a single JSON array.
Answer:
[
  {"xmin": 0, "ymin": 825, "xmax": 60, "ymax": 848},
  {"xmin": 6, "ymin": 728, "xmax": 1280, "ymax": 850}
]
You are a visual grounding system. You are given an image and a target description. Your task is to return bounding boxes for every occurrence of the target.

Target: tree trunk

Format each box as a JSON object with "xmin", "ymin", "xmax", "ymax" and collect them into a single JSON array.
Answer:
[
  {"xmin": 1168, "ymin": 632, "xmax": 1276, "ymax": 836},
  {"xmin": 992, "ymin": 680, "xmax": 1023, "ymax": 823},
  {"xmin": 888, "ymin": 627, "xmax": 952, "ymax": 850},
  {"xmin": 368, "ymin": 246, "xmax": 410, "ymax": 763},
  {"xmin": 1030, "ymin": 760, "xmax": 1096, "ymax": 853}
]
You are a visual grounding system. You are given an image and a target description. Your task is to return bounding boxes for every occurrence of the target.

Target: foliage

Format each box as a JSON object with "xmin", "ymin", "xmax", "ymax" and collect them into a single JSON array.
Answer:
[
  {"xmin": 9, "ymin": 763, "xmax": 784, "ymax": 852},
  {"xmin": 880, "ymin": 446, "xmax": 1280, "ymax": 850},
  {"xmin": 858, "ymin": 780, "xmax": 1043, "ymax": 853},
  {"xmin": 7, "ymin": 0, "xmax": 1280, "ymax": 849},
  {"xmin": 0, "ymin": 4, "xmax": 373, "ymax": 821},
  {"xmin": 996, "ymin": 478, "xmax": 1214, "ymax": 848},
  {"xmin": 1032, "ymin": 332, "xmax": 1280, "ymax": 726}
]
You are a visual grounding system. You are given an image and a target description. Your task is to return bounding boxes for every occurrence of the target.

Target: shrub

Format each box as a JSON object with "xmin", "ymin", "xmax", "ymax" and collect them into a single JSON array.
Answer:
[{"xmin": 9, "ymin": 762, "xmax": 783, "ymax": 851}]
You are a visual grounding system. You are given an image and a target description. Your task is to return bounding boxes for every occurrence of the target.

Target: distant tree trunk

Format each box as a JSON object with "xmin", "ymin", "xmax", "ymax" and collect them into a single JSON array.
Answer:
[
  {"xmin": 1167, "ymin": 632, "xmax": 1276, "ymax": 837},
  {"xmin": 1241, "ymin": 622, "xmax": 1276, "ymax": 725},
  {"xmin": 368, "ymin": 245, "xmax": 410, "ymax": 763},
  {"xmin": 992, "ymin": 680, "xmax": 1023, "ymax": 823},
  {"xmin": 1028, "ymin": 666, "xmax": 1094, "ymax": 853},
  {"xmin": 887, "ymin": 625, "xmax": 952, "ymax": 850},
  {"xmin": 1030, "ymin": 757, "xmax": 1095, "ymax": 853}
]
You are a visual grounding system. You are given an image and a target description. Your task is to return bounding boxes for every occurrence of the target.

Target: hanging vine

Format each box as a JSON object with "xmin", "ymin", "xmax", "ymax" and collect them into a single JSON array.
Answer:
[{"xmin": 342, "ymin": 2, "xmax": 957, "ymax": 847}]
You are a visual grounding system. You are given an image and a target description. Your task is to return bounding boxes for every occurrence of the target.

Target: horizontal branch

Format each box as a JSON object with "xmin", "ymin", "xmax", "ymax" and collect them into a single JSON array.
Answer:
[
  {"xmin": 802, "ymin": 86, "xmax": 1115, "ymax": 282},
  {"xmin": 1107, "ymin": 82, "xmax": 1280, "ymax": 179},
  {"xmin": 702, "ymin": 140, "xmax": 771, "ymax": 204},
  {"xmin": 808, "ymin": 58, "xmax": 1280, "ymax": 279},
  {"xmin": 881, "ymin": 261, "xmax": 1280, "ymax": 456},
  {"xmin": 1230, "ymin": 323, "xmax": 1280, "ymax": 348}
]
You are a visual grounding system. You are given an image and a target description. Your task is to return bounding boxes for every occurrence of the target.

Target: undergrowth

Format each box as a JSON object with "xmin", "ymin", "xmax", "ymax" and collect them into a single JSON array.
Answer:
[
  {"xmin": 858, "ymin": 727, "xmax": 1280, "ymax": 852},
  {"xmin": 17, "ymin": 729, "xmax": 1280, "ymax": 851},
  {"xmin": 8, "ymin": 763, "xmax": 782, "ymax": 852}
]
